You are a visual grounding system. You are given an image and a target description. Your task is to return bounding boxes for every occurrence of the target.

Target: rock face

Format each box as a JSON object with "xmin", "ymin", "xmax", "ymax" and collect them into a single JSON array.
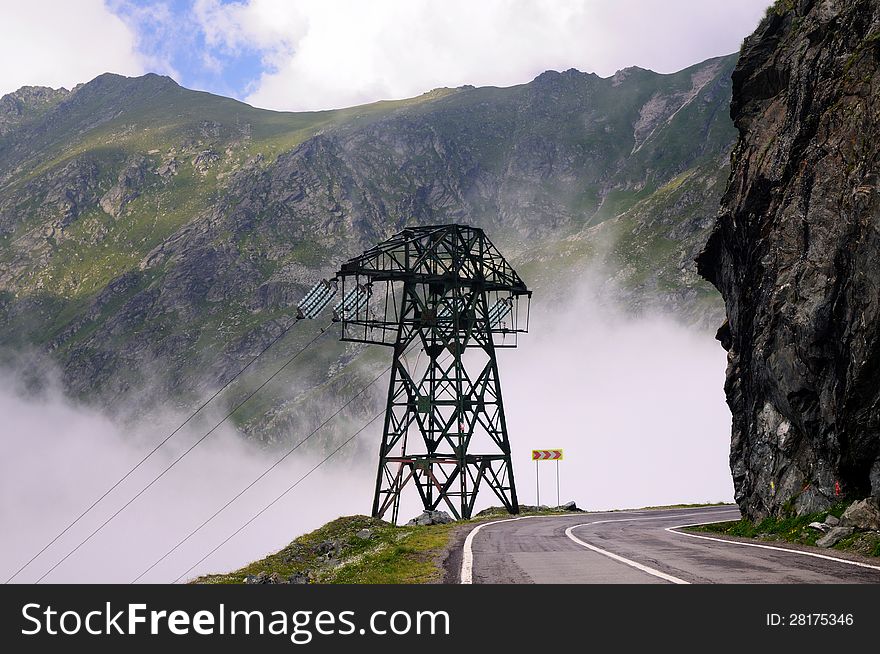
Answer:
[
  {"xmin": 698, "ymin": 0, "xmax": 880, "ymax": 519},
  {"xmin": 0, "ymin": 85, "xmax": 68, "ymax": 136}
]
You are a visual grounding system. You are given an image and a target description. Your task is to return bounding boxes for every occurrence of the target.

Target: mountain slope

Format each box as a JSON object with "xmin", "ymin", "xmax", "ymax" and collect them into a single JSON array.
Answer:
[{"xmin": 0, "ymin": 56, "xmax": 737, "ymax": 439}]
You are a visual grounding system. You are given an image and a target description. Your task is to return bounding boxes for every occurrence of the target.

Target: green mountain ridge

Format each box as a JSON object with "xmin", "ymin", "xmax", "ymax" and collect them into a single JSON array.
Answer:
[{"xmin": 0, "ymin": 56, "xmax": 737, "ymax": 442}]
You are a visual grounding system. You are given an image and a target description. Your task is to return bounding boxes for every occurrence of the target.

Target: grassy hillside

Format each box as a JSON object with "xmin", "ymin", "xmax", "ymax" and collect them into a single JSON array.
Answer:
[
  {"xmin": 194, "ymin": 515, "xmax": 458, "ymax": 585},
  {"xmin": 0, "ymin": 56, "xmax": 736, "ymax": 439}
]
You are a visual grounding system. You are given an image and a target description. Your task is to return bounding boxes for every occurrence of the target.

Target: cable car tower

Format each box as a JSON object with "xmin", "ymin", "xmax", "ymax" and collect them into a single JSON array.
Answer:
[{"xmin": 334, "ymin": 224, "xmax": 531, "ymax": 522}]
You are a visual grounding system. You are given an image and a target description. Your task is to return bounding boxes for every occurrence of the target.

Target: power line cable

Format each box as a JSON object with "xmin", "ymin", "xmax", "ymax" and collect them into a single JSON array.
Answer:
[
  {"xmin": 172, "ymin": 408, "xmax": 384, "ymax": 584},
  {"xmin": 131, "ymin": 359, "xmax": 395, "ymax": 583},
  {"xmin": 5, "ymin": 315, "xmax": 311, "ymax": 584},
  {"xmin": 171, "ymin": 350, "xmax": 451, "ymax": 584},
  {"xmin": 32, "ymin": 323, "xmax": 335, "ymax": 584}
]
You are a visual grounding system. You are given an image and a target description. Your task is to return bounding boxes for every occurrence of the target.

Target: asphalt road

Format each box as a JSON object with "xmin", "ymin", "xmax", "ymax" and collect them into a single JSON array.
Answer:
[{"xmin": 459, "ymin": 506, "xmax": 880, "ymax": 584}]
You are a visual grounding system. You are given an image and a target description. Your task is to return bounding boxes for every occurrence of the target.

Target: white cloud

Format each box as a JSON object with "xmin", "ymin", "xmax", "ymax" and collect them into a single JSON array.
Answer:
[
  {"xmin": 196, "ymin": 0, "xmax": 309, "ymax": 52},
  {"xmin": 0, "ymin": 0, "xmax": 146, "ymax": 96},
  {"xmin": 502, "ymin": 279, "xmax": 735, "ymax": 511},
  {"xmin": 194, "ymin": 0, "xmax": 773, "ymax": 111},
  {"xmin": 0, "ymin": 275, "xmax": 735, "ymax": 584},
  {"xmin": 0, "ymin": 363, "xmax": 376, "ymax": 583}
]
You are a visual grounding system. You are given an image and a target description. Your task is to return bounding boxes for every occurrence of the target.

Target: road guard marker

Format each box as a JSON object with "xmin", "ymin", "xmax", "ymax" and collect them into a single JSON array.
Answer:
[{"xmin": 532, "ymin": 449, "xmax": 563, "ymax": 507}]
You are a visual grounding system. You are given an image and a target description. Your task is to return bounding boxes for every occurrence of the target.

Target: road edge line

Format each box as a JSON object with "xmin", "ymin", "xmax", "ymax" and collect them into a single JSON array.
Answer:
[
  {"xmin": 460, "ymin": 508, "xmax": 737, "ymax": 584},
  {"xmin": 667, "ymin": 521, "xmax": 880, "ymax": 573},
  {"xmin": 564, "ymin": 524, "xmax": 690, "ymax": 584},
  {"xmin": 460, "ymin": 515, "xmax": 573, "ymax": 584}
]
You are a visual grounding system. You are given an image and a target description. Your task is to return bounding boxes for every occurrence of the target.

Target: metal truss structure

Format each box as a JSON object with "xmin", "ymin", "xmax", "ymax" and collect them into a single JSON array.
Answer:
[{"xmin": 334, "ymin": 224, "xmax": 531, "ymax": 522}]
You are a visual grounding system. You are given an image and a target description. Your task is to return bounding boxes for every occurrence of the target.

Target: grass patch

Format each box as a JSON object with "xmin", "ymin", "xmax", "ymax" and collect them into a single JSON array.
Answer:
[
  {"xmin": 331, "ymin": 523, "xmax": 457, "ymax": 584},
  {"xmin": 193, "ymin": 515, "xmax": 458, "ymax": 585},
  {"xmin": 766, "ymin": 0, "xmax": 794, "ymax": 19},
  {"xmin": 687, "ymin": 501, "xmax": 880, "ymax": 557},
  {"xmin": 193, "ymin": 507, "xmax": 579, "ymax": 585}
]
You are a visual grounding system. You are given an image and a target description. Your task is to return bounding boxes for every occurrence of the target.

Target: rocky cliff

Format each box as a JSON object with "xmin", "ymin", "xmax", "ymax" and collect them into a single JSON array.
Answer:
[{"xmin": 698, "ymin": 0, "xmax": 880, "ymax": 518}]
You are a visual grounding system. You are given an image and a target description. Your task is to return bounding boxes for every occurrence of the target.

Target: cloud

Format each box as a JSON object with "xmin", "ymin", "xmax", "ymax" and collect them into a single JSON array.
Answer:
[
  {"xmin": 192, "ymin": 0, "xmax": 773, "ymax": 111},
  {"xmin": 0, "ymin": 0, "xmax": 147, "ymax": 96},
  {"xmin": 0, "ymin": 362, "xmax": 376, "ymax": 583},
  {"xmin": 500, "ymin": 277, "xmax": 734, "ymax": 511},
  {"xmin": 0, "ymin": 1, "xmax": 773, "ymax": 109},
  {"xmin": 0, "ymin": 265, "xmax": 734, "ymax": 583}
]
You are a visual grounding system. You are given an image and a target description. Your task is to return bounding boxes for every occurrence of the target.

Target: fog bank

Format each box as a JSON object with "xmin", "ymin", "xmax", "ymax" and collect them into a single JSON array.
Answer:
[
  {"xmin": 0, "ymin": 372, "xmax": 375, "ymax": 583},
  {"xmin": 501, "ymin": 283, "xmax": 734, "ymax": 511},
  {"xmin": 0, "ymin": 277, "xmax": 733, "ymax": 583}
]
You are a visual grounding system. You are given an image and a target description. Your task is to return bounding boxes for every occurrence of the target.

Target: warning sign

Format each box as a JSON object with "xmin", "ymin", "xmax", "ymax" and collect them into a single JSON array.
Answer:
[{"xmin": 532, "ymin": 449, "xmax": 563, "ymax": 461}]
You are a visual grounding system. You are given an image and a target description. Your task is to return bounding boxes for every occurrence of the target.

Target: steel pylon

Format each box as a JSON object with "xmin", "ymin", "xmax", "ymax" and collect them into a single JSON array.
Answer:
[{"xmin": 334, "ymin": 225, "xmax": 531, "ymax": 522}]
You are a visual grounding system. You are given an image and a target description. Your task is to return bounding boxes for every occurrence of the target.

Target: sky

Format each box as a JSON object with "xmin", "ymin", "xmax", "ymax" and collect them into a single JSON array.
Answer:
[{"xmin": 0, "ymin": 0, "xmax": 774, "ymax": 112}]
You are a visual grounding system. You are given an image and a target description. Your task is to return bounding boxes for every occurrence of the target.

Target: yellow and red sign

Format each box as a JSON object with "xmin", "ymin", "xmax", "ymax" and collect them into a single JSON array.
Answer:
[{"xmin": 532, "ymin": 449, "xmax": 563, "ymax": 461}]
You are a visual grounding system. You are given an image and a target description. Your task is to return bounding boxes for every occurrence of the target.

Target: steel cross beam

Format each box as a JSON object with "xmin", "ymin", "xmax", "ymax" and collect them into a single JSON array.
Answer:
[{"xmin": 334, "ymin": 224, "xmax": 530, "ymax": 522}]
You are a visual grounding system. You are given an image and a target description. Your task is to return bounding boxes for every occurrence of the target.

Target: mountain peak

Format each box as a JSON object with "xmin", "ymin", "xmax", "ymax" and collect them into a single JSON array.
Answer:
[
  {"xmin": 1, "ymin": 84, "xmax": 69, "ymax": 100},
  {"xmin": 53, "ymin": 72, "xmax": 188, "ymax": 119},
  {"xmin": 610, "ymin": 66, "xmax": 650, "ymax": 87},
  {"xmin": 531, "ymin": 68, "xmax": 598, "ymax": 88},
  {"xmin": 75, "ymin": 72, "xmax": 180, "ymax": 94},
  {"xmin": 0, "ymin": 84, "xmax": 70, "ymax": 136}
]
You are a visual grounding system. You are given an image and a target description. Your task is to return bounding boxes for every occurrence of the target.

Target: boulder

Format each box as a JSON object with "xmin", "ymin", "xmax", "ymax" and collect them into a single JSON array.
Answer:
[
  {"xmin": 406, "ymin": 510, "xmax": 454, "ymax": 526},
  {"xmin": 839, "ymin": 499, "xmax": 880, "ymax": 531},
  {"xmin": 560, "ymin": 501, "xmax": 580, "ymax": 511},
  {"xmin": 313, "ymin": 538, "xmax": 345, "ymax": 559},
  {"xmin": 807, "ymin": 521, "xmax": 830, "ymax": 532},
  {"xmin": 355, "ymin": 528, "xmax": 373, "ymax": 540},
  {"xmin": 244, "ymin": 571, "xmax": 273, "ymax": 584},
  {"xmin": 824, "ymin": 514, "xmax": 840, "ymax": 527},
  {"xmin": 288, "ymin": 572, "xmax": 309, "ymax": 584},
  {"xmin": 816, "ymin": 526, "xmax": 854, "ymax": 548}
]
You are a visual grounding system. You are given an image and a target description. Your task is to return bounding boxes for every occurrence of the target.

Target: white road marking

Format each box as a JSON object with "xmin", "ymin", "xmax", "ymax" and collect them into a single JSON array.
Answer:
[
  {"xmin": 460, "ymin": 516, "xmax": 542, "ymax": 584},
  {"xmin": 462, "ymin": 507, "xmax": 880, "ymax": 583},
  {"xmin": 460, "ymin": 508, "xmax": 736, "ymax": 584},
  {"xmin": 667, "ymin": 520, "xmax": 880, "ymax": 573},
  {"xmin": 564, "ymin": 526, "xmax": 689, "ymax": 584},
  {"xmin": 562, "ymin": 511, "xmax": 739, "ymax": 584}
]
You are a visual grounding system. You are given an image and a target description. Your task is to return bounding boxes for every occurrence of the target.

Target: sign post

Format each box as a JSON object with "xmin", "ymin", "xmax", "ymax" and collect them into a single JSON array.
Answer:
[{"xmin": 531, "ymin": 449, "xmax": 563, "ymax": 508}]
